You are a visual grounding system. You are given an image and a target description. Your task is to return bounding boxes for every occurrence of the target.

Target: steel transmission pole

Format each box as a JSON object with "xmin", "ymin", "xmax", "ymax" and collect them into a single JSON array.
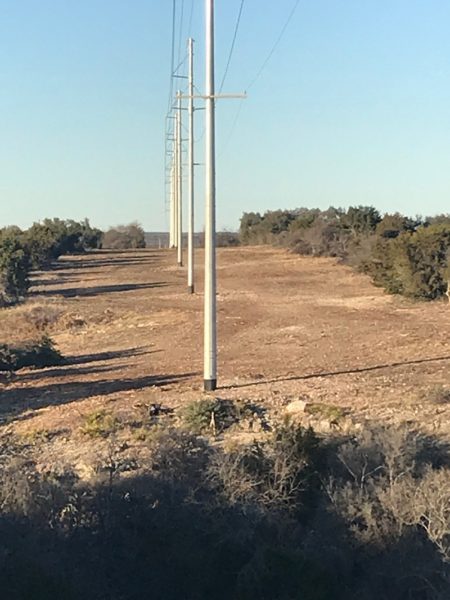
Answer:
[
  {"xmin": 204, "ymin": 0, "xmax": 217, "ymax": 391},
  {"xmin": 169, "ymin": 158, "xmax": 176, "ymax": 248},
  {"xmin": 176, "ymin": 91, "xmax": 183, "ymax": 266},
  {"xmin": 173, "ymin": 133, "xmax": 179, "ymax": 251},
  {"xmin": 187, "ymin": 38, "xmax": 195, "ymax": 293}
]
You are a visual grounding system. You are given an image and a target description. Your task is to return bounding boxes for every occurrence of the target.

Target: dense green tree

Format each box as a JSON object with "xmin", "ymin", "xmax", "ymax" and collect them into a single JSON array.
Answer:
[
  {"xmin": 376, "ymin": 213, "xmax": 418, "ymax": 239},
  {"xmin": 343, "ymin": 205, "xmax": 381, "ymax": 234},
  {"xmin": 0, "ymin": 227, "xmax": 30, "ymax": 305},
  {"xmin": 368, "ymin": 225, "xmax": 450, "ymax": 299},
  {"xmin": 289, "ymin": 208, "xmax": 321, "ymax": 231},
  {"xmin": 239, "ymin": 211, "xmax": 296, "ymax": 244},
  {"xmin": 0, "ymin": 218, "xmax": 103, "ymax": 307},
  {"xmin": 239, "ymin": 212, "xmax": 263, "ymax": 244},
  {"xmin": 263, "ymin": 210, "xmax": 296, "ymax": 235},
  {"xmin": 24, "ymin": 218, "xmax": 103, "ymax": 268}
]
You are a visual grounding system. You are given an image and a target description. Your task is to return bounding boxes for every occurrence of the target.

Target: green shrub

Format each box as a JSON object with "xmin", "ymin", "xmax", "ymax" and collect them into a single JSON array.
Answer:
[
  {"xmin": 341, "ymin": 205, "xmax": 381, "ymax": 234},
  {"xmin": 238, "ymin": 205, "xmax": 450, "ymax": 301},
  {"xmin": 304, "ymin": 403, "xmax": 346, "ymax": 422},
  {"xmin": 367, "ymin": 225, "xmax": 450, "ymax": 299},
  {"xmin": 80, "ymin": 410, "xmax": 120, "ymax": 438},
  {"xmin": 375, "ymin": 212, "xmax": 418, "ymax": 239},
  {"xmin": 0, "ymin": 218, "xmax": 102, "ymax": 307},
  {"xmin": 181, "ymin": 398, "xmax": 238, "ymax": 434},
  {"xmin": 0, "ymin": 227, "xmax": 30, "ymax": 305},
  {"xmin": 0, "ymin": 336, "xmax": 64, "ymax": 372},
  {"xmin": 239, "ymin": 210, "xmax": 296, "ymax": 245},
  {"xmin": 25, "ymin": 218, "xmax": 102, "ymax": 268}
]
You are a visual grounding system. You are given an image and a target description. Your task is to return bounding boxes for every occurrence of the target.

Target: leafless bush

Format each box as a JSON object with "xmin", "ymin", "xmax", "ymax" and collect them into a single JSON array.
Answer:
[
  {"xmin": 147, "ymin": 427, "xmax": 209, "ymax": 482},
  {"xmin": 0, "ymin": 457, "xmax": 35, "ymax": 517},
  {"xmin": 287, "ymin": 219, "xmax": 351, "ymax": 258},
  {"xmin": 380, "ymin": 467, "xmax": 450, "ymax": 563},
  {"xmin": 216, "ymin": 231, "xmax": 240, "ymax": 247},
  {"xmin": 328, "ymin": 426, "xmax": 450, "ymax": 562},
  {"xmin": 23, "ymin": 304, "xmax": 61, "ymax": 332},
  {"xmin": 419, "ymin": 385, "xmax": 450, "ymax": 405},
  {"xmin": 208, "ymin": 424, "xmax": 321, "ymax": 513},
  {"xmin": 0, "ymin": 453, "xmax": 86, "ymax": 532},
  {"xmin": 102, "ymin": 222, "xmax": 146, "ymax": 249}
]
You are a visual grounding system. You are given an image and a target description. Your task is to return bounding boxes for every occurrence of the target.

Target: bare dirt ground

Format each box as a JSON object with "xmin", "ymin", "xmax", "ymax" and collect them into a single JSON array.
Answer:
[{"xmin": 1, "ymin": 246, "xmax": 450, "ymax": 473}]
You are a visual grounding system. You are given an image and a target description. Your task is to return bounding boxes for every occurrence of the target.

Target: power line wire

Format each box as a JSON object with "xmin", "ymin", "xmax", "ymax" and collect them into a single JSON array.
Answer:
[
  {"xmin": 218, "ymin": 0, "xmax": 245, "ymax": 93},
  {"xmin": 176, "ymin": 0, "xmax": 185, "ymax": 68},
  {"xmin": 165, "ymin": 1, "xmax": 178, "ymax": 221},
  {"xmin": 187, "ymin": 0, "xmax": 194, "ymax": 38},
  {"xmin": 218, "ymin": 98, "xmax": 245, "ymax": 157},
  {"xmin": 218, "ymin": 1, "xmax": 301, "ymax": 157},
  {"xmin": 167, "ymin": 0, "xmax": 177, "ymax": 114},
  {"xmin": 195, "ymin": 0, "xmax": 246, "ymax": 143},
  {"xmin": 247, "ymin": 0, "xmax": 301, "ymax": 91}
]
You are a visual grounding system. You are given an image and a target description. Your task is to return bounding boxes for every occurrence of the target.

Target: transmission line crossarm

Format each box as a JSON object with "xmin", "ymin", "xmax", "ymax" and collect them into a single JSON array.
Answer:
[{"xmin": 181, "ymin": 93, "xmax": 246, "ymax": 100}]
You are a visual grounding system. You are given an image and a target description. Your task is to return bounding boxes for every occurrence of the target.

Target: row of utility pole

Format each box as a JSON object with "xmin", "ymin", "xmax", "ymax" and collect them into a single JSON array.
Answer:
[
  {"xmin": 169, "ymin": 42, "xmax": 194, "ymax": 278},
  {"xmin": 167, "ymin": 0, "xmax": 216, "ymax": 392},
  {"xmin": 167, "ymin": 0, "xmax": 242, "ymax": 391}
]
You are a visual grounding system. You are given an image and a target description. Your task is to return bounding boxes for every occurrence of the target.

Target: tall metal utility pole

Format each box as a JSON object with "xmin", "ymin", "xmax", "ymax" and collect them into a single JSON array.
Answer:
[
  {"xmin": 176, "ymin": 90, "xmax": 183, "ymax": 266},
  {"xmin": 204, "ymin": 0, "xmax": 217, "ymax": 391},
  {"xmin": 173, "ymin": 133, "xmax": 179, "ymax": 251},
  {"xmin": 169, "ymin": 158, "xmax": 176, "ymax": 248},
  {"xmin": 187, "ymin": 38, "xmax": 195, "ymax": 293}
]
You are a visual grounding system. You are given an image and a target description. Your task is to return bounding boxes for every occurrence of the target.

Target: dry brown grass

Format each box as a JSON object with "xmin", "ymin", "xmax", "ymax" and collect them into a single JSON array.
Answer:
[{"xmin": 0, "ymin": 301, "xmax": 65, "ymax": 343}]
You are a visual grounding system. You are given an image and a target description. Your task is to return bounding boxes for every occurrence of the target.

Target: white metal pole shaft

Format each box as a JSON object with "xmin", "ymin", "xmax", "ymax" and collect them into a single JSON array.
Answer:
[
  {"xmin": 204, "ymin": 0, "xmax": 217, "ymax": 391},
  {"xmin": 173, "ymin": 135, "xmax": 178, "ymax": 250},
  {"xmin": 169, "ymin": 159, "xmax": 175, "ymax": 248},
  {"xmin": 188, "ymin": 38, "xmax": 195, "ymax": 293},
  {"xmin": 177, "ymin": 91, "xmax": 183, "ymax": 266}
]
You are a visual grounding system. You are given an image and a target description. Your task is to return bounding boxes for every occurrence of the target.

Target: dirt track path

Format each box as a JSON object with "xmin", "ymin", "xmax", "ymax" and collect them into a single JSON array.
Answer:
[{"xmin": 2, "ymin": 246, "xmax": 450, "ymax": 460}]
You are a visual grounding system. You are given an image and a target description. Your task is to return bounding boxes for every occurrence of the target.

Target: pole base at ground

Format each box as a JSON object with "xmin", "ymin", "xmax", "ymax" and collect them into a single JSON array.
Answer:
[
  {"xmin": 178, "ymin": 261, "xmax": 183, "ymax": 267},
  {"xmin": 204, "ymin": 379, "xmax": 217, "ymax": 392},
  {"xmin": 188, "ymin": 285, "xmax": 194, "ymax": 294}
]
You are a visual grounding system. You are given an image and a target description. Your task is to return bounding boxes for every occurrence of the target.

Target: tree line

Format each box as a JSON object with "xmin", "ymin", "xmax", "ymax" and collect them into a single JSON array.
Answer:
[
  {"xmin": 240, "ymin": 206, "xmax": 450, "ymax": 300},
  {"xmin": 0, "ymin": 219, "xmax": 146, "ymax": 307}
]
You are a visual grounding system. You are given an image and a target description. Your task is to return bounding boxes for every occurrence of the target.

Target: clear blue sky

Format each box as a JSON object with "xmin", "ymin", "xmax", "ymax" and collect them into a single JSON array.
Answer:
[{"xmin": 1, "ymin": 1, "xmax": 449, "ymax": 232}]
